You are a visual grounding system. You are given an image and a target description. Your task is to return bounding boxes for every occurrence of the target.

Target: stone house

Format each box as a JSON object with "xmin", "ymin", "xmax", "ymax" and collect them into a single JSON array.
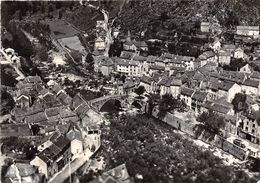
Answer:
[
  {"xmin": 241, "ymin": 79, "xmax": 260, "ymax": 95},
  {"xmin": 100, "ymin": 58, "xmax": 114, "ymax": 76},
  {"xmin": 236, "ymin": 26, "xmax": 259, "ymax": 36},
  {"xmin": 94, "ymin": 37, "xmax": 106, "ymax": 51},
  {"xmin": 201, "ymin": 22, "xmax": 210, "ymax": 32},
  {"xmin": 198, "ymin": 51, "xmax": 217, "ymax": 67},
  {"xmin": 237, "ymin": 111, "xmax": 260, "ymax": 144},
  {"xmin": 170, "ymin": 78, "xmax": 182, "ymax": 98},
  {"xmin": 234, "ymin": 47, "xmax": 244, "ymax": 59},
  {"xmin": 191, "ymin": 90, "xmax": 208, "ymax": 114},
  {"xmin": 140, "ymin": 75, "xmax": 153, "ymax": 93},
  {"xmin": 217, "ymin": 81, "xmax": 242, "ymax": 103},
  {"xmin": 66, "ymin": 127, "xmax": 83, "ymax": 160},
  {"xmin": 180, "ymin": 87, "xmax": 194, "ymax": 109},
  {"xmin": 240, "ymin": 64, "xmax": 253, "ymax": 74},
  {"xmin": 30, "ymin": 133, "xmax": 71, "ymax": 179},
  {"xmin": 218, "ymin": 50, "xmax": 231, "ymax": 65}
]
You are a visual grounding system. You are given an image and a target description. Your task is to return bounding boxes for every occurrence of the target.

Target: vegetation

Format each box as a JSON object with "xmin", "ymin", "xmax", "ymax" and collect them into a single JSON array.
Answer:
[
  {"xmin": 101, "ymin": 114, "xmax": 255, "ymax": 183},
  {"xmin": 223, "ymin": 58, "xmax": 247, "ymax": 71},
  {"xmin": 1, "ymin": 90, "xmax": 15, "ymax": 115},
  {"xmin": 157, "ymin": 94, "xmax": 186, "ymax": 119},
  {"xmin": 232, "ymin": 93, "xmax": 248, "ymax": 114},
  {"xmin": 135, "ymin": 85, "xmax": 146, "ymax": 96},
  {"xmin": 195, "ymin": 110, "xmax": 225, "ymax": 140}
]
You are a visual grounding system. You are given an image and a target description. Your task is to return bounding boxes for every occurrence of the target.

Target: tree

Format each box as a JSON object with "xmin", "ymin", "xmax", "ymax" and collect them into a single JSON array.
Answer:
[
  {"xmin": 196, "ymin": 110, "xmax": 225, "ymax": 137},
  {"xmin": 1, "ymin": 90, "xmax": 15, "ymax": 115},
  {"xmin": 157, "ymin": 94, "xmax": 176, "ymax": 119},
  {"xmin": 135, "ymin": 85, "xmax": 145, "ymax": 96},
  {"xmin": 36, "ymin": 46, "xmax": 49, "ymax": 62},
  {"xmin": 232, "ymin": 93, "xmax": 248, "ymax": 113}
]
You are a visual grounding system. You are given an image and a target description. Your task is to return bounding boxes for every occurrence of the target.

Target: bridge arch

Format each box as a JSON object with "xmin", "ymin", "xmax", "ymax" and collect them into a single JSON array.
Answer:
[
  {"xmin": 99, "ymin": 99, "xmax": 122, "ymax": 112},
  {"xmin": 88, "ymin": 95, "xmax": 128, "ymax": 111}
]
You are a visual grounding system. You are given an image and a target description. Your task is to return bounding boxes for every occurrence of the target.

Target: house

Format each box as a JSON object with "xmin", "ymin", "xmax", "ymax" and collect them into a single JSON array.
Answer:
[
  {"xmin": 237, "ymin": 111, "xmax": 260, "ymax": 144},
  {"xmin": 83, "ymin": 126, "xmax": 101, "ymax": 152},
  {"xmin": 149, "ymin": 65, "xmax": 165, "ymax": 75},
  {"xmin": 96, "ymin": 20, "xmax": 105, "ymax": 30},
  {"xmin": 180, "ymin": 87, "xmax": 194, "ymax": 109},
  {"xmin": 218, "ymin": 81, "xmax": 242, "ymax": 103},
  {"xmin": 123, "ymin": 41, "xmax": 137, "ymax": 51},
  {"xmin": 191, "ymin": 90, "xmax": 208, "ymax": 114},
  {"xmin": 140, "ymin": 75, "xmax": 153, "ymax": 93},
  {"xmin": 0, "ymin": 124, "xmax": 32, "ymax": 138},
  {"xmin": 223, "ymin": 44, "xmax": 236, "ymax": 54},
  {"xmin": 240, "ymin": 64, "xmax": 253, "ymax": 74},
  {"xmin": 115, "ymin": 58, "xmax": 140, "ymax": 77},
  {"xmin": 201, "ymin": 22, "xmax": 210, "ymax": 32},
  {"xmin": 5, "ymin": 48, "xmax": 15, "ymax": 56},
  {"xmin": 30, "ymin": 133, "xmax": 71, "ymax": 179},
  {"xmin": 182, "ymin": 56, "xmax": 196, "ymax": 71},
  {"xmin": 66, "ymin": 126, "xmax": 83, "ymax": 160},
  {"xmin": 170, "ymin": 78, "xmax": 182, "ymax": 98},
  {"xmin": 234, "ymin": 47, "xmax": 244, "ymax": 59},
  {"xmin": 120, "ymin": 51, "xmax": 136, "ymax": 60},
  {"xmin": 250, "ymin": 71, "xmax": 260, "ymax": 81},
  {"xmin": 100, "ymin": 58, "xmax": 114, "ymax": 76},
  {"xmin": 218, "ymin": 50, "xmax": 231, "ymax": 65},
  {"xmin": 210, "ymin": 38, "xmax": 221, "ymax": 52},
  {"xmin": 94, "ymin": 37, "xmax": 106, "ymax": 51},
  {"xmin": 89, "ymin": 164, "xmax": 133, "ymax": 183},
  {"xmin": 198, "ymin": 51, "xmax": 217, "ymax": 67},
  {"xmin": 24, "ymin": 112, "xmax": 48, "ymax": 124},
  {"xmin": 158, "ymin": 76, "xmax": 171, "ymax": 96},
  {"xmin": 4, "ymin": 163, "xmax": 45, "ymax": 183},
  {"xmin": 16, "ymin": 89, "xmax": 31, "ymax": 108},
  {"xmin": 202, "ymin": 100, "xmax": 234, "ymax": 116},
  {"xmin": 241, "ymin": 79, "xmax": 260, "ymax": 95},
  {"xmin": 133, "ymin": 41, "xmax": 148, "ymax": 52},
  {"xmin": 236, "ymin": 26, "xmax": 259, "ymax": 36}
]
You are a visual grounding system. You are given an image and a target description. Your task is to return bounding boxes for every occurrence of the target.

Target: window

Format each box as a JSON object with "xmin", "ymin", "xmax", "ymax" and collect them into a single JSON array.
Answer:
[
  {"xmin": 245, "ymin": 127, "xmax": 248, "ymax": 131},
  {"xmin": 252, "ymin": 129, "xmax": 255, "ymax": 133}
]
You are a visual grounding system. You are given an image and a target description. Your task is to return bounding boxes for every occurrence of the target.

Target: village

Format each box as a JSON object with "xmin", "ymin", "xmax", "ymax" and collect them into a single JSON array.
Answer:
[{"xmin": 1, "ymin": 1, "xmax": 260, "ymax": 183}]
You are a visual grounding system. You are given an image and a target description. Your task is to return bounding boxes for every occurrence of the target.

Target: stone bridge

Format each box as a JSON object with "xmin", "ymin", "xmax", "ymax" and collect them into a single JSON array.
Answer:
[{"xmin": 88, "ymin": 94, "xmax": 129, "ymax": 111}]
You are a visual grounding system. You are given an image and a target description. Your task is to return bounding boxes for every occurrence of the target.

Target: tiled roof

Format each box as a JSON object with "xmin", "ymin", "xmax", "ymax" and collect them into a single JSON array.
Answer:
[
  {"xmin": 115, "ymin": 58, "xmax": 138, "ymax": 66},
  {"xmin": 218, "ymin": 81, "xmax": 236, "ymax": 91},
  {"xmin": 180, "ymin": 87, "xmax": 194, "ymax": 97},
  {"xmin": 66, "ymin": 128, "xmax": 82, "ymax": 141},
  {"xmin": 45, "ymin": 107, "xmax": 60, "ymax": 118},
  {"xmin": 242, "ymin": 79, "xmax": 259, "ymax": 88},
  {"xmin": 191, "ymin": 91, "xmax": 208, "ymax": 101},
  {"xmin": 0, "ymin": 124, "xmax": 32, "ymax": 137},
  {"xmin": 133, "ymin": 41, "xmax": 148, "ymax": 48},
  {"xmin": 5, "ymin": 163, "xmax": 37, "ymax": 178},
  {"xmin": 171, "ymin": 78, "xmax": 182, "ymax": 86},
  {"xmin": 218, "ymin": 50, "xmax": 231, "ymax": 56},
  {"xmin": 203, "ymin": 101, "xmax": 233, "ymax": 115},
  {"xmin": 140, "ymin": 75, "xmax": 152, "ymax": 84},
  {"xmin": 120, "ymin": 51, "xmax": 135, "ymax": 60},
  {"xmin": 198, "ymin": 51, "xmax": 216, "ymax": 60},
  {"xmin": 25, "ymin": 112, "xmax": 48, "ymax": 124},
  {"xmin": 237, "ymin": 26, "xmax": 259, "ymax": 31},
  {"xmin": 149, "ymin": 65, "xmax": 165, "ymax": 71}
]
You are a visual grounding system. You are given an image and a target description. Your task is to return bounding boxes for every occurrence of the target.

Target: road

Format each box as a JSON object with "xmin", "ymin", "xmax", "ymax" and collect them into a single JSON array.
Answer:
[{"xmin": 48, "ymin": 149, "xmax": 93, "ymax": 183}]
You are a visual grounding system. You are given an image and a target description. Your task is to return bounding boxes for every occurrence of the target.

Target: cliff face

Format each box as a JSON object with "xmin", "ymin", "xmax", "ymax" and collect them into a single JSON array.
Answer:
[{"xmin": 117, "ymin": 0, "xmax": 260, "ymax": 35}]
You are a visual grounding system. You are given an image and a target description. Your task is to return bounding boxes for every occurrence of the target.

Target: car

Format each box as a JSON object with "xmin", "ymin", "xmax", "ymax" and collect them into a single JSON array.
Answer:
[{"xmin": 233, "ymin": 139, "xmax": 246, "ymax": 148}]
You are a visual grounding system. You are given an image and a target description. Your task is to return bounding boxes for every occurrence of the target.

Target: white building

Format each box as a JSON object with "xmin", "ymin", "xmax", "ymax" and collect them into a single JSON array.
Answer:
[{"xmin": 237, "ymin": 26, "xmax": 259, "ymax": 36}]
